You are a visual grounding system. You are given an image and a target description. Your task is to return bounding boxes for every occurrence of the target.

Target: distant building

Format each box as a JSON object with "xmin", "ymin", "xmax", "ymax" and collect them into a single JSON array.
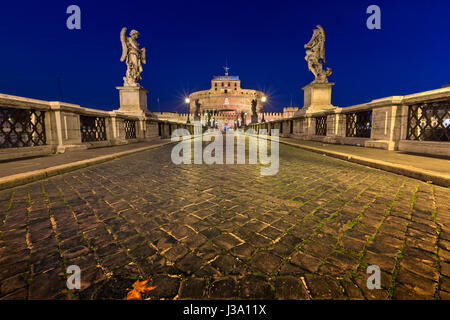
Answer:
[
  {"xmin": 283, "ymin": 107, "xmax": 299, "ymax": 118},
  {"xmin": 187, "ymin": 67, "xmax": 266, "ymax": 129}
]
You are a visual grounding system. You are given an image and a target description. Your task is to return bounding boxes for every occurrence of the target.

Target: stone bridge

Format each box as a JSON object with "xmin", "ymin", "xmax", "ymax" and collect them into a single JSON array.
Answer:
[
  {"xmin": 0, "ymin": 133, "xmax": 449, "ymax": 300},
  {"xmin": 0, "ymin": 86, "xmax": 449, "ymax": 300}
]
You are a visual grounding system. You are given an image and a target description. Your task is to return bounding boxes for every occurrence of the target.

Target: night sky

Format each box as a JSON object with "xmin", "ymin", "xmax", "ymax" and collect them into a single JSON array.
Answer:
[{"xmin": 0, "ymin": 0, "xmax": 448, "ymax": 113}]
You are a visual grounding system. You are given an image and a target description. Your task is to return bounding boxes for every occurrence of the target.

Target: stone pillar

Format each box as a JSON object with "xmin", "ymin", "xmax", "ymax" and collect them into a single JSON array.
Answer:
[
  {"xmin": 116, "ymin": 85, "xmax": 149, "ymax": 115},
  {"xmin": 295, "ymin": 82, "xmax": 336, "ymax": 116},
  {"xmin": 335, "ymin": 111, "xmax": 346, "ymax": 137},
  {"xmin": 48, "ymin": 102, "xmax": 85, "ymax": 152},
  {"xmin": 306, "ymin": 116, "xmax": 316, "ymax": 136}
]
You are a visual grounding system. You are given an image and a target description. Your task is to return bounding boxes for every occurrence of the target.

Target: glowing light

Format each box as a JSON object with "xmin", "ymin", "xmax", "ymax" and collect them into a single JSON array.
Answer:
[
  {"xmin": 185, "ymin": 97, "xmax": 190, "ymax": 104},
  {"xmin": 261, "ymin": 96, "xmax": 267, "ymax": 103}
]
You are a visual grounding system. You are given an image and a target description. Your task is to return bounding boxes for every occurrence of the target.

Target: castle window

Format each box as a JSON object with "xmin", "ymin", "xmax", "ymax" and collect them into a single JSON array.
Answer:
[{"xmin": 222, "ymin": 83, "xmax": 224, "ymax": 87}]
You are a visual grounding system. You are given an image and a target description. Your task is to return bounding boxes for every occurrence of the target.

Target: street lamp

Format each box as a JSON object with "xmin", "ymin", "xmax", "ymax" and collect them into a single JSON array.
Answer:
[
  {"xmin": 261, "ymin": 96, "xmax": 267, "ymax": 123},
  {"xmin": 185, "ymin": 97, "xmax": 191, "ymax": 123}
]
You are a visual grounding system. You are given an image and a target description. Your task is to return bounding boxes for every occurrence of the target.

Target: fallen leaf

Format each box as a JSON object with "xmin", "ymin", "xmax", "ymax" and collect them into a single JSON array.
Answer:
[
  {"xmin": 426, "ymin": 181, "xmax": 433, "ymax": 184},
  {"xmin": 126, "ymin": 279, "xmax": 157, "ymax": 300},
  {"xmin": 126, "ymin": 289, "xmax": 142, "ymax": 300}
]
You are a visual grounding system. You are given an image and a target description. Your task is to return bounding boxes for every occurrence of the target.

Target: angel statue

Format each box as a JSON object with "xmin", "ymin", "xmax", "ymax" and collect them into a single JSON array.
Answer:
[
  {"xmin": 304, "ymin": 25, "xmax": 332, "ymax": 83},
  {"xmin": 120, "ymin": 27, "xmax": 146, "ymax": 86},
  {"xmin": 194, "ymin": 99, "xmax": 201, "ymax": 121},
  {"xmin": 250, "ymin": 99, "xmax": 258, "ymax": 123}
]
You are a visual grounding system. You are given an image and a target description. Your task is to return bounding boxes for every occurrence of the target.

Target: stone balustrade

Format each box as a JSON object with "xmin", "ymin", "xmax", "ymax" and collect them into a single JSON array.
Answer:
[
  {"xmin": 245, "ymin": 87, "xmax": 450, "ymax": 157},
  {"xmin": 0, "ymin": 93, "xmax": 194, "ymax": 161}
]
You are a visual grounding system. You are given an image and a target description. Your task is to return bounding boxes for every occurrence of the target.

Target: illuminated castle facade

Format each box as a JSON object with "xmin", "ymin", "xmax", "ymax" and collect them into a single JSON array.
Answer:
[{"xmin": 186, "ymin": 68, "xmax": 266, "ymax": 129}]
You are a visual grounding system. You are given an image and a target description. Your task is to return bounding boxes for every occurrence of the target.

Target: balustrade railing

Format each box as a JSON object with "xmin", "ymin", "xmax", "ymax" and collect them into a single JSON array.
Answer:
[
  {"xmin": 345, "ymin": 110, "xmax": 372, "ymax": 138},
  {"xmin": 0, "ymin": 106, "xmax": 46, "ymax": 148},
  {"xmin": 315, "ymin": 116, "xmax": 327, "ymax": 136},
  {"xmin": 406, "ymin": 100, "xmax": 450, "ymax": 142},
  {"xmin": 80, "ymin": 115, "xmax": 107, "ymax": 142},
  {"xmin": 124, "ymin": 119, "xmax": 137, "ymax": 139}
]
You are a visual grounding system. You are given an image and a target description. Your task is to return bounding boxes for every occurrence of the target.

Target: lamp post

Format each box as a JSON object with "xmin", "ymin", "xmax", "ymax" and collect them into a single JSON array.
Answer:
[
  {"xmin": 185, "ymin": 97, "xmax": 191, "ymax": 123},
  {"xmin": 261, "ymin": 96, "xmax": 267, "ymax": 123}
]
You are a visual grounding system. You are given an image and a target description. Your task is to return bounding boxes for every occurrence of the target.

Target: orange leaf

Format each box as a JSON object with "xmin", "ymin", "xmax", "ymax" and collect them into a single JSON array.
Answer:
[
  {"xmin": 126, "ymin": 279, "xmax": 157, "ymax": 300},
  {"xmin": 126, "ymin": 290, "xmax": 142, "ymax": 300},
  {"xmin": 143, "ymin": 285, "xmax": 157, "ymax": 293}
]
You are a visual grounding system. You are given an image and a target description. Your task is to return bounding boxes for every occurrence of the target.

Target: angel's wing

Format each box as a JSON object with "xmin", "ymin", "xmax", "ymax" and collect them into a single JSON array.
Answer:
[
  {"xmin": 316, "ymin": 25, "xmax": 326, "ymax": 63},
  {"xmin": 120, "ymin": 27, "xmax": 128, "ymax": 62},
  {"xmin": 141, "ymin": 47, "xmax": 146, "ymax": 64}
]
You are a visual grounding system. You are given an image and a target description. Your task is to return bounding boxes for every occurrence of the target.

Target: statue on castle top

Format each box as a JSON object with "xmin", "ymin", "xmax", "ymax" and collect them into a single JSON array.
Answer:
[
  {"xmin": 120, "ymin": 27, "xmax": 146, "ymax": 86},
  {"xmin": 304, "ymin": 25, "xmax": 332, "ymax": 83}
]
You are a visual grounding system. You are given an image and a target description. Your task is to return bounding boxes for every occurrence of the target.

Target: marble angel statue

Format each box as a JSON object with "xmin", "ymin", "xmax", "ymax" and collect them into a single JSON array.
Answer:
[
  {"xmin": 304, "ymin": 25, "xmax": 332, "ymax": 83},
  {"xmin": 120, "ymin": 27, "xmax": 146, "ymax": 86}
]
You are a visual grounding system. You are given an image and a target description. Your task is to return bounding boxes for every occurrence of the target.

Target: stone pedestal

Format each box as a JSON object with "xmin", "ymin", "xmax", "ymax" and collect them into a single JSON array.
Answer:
[
  {"xmin": 295, "ymin": 82, "xmax": 335, "ymax": 116},
  {"xmin": 116, "ymin": 85, "xmax": 149, "ymax": 115}
]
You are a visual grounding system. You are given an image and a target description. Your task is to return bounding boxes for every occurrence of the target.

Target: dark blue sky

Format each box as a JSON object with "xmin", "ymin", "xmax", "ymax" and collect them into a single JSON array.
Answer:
[{"xmin": 0, "ymin": 0, "xmax": 448, "ymax": 113}]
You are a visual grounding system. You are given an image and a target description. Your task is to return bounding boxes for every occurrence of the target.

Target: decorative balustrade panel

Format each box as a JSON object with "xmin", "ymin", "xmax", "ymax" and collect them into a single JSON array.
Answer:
[
  {"xmin": 124, "ymin": 119, "xmax": 137, "ymax": 139},
  {"xmin": 345, "ymin": 110, "xmax": 372, "ymax": 138},
  {"xmin": 80, "ymin": 115, "xmax": 107, "ymax": 142},
  {"xmin": 315, "ymin": 116, "xmax": 327, "ymax": 136},
  {"xmin": 0, "ymin": 107, "xmax": 46, "ymax": 148},
  {"xmin": 406, "ymin": 100, "xmax": 450, "ymax": 141}
]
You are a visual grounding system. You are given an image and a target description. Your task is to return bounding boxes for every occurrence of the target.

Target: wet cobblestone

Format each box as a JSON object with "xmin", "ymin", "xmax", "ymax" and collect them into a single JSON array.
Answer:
[{"xmin": 0, "ymin": 140, "xmax": 449, "ymax": 299}]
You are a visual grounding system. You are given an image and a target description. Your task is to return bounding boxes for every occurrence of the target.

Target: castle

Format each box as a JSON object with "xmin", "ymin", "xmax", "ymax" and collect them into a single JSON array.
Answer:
[{"xmin": 154, "ymin": 67, "xmax": 298, "ymax": 130}]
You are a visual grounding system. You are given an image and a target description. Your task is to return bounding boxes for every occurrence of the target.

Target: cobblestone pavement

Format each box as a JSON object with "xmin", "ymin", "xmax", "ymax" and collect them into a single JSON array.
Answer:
[{"xmin": 0, "ymin": 137, "xmax": 449, "ymax": 300}]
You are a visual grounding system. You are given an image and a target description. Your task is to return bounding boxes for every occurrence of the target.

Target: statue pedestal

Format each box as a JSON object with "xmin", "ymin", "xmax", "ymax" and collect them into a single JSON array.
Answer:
[
  {"xmin": 116, "ymin": 85, "xmax": 149, "ymax": 115},
  {"xmin": 295, "ymin": 82, "xmax": 335, "ymax": 116}
]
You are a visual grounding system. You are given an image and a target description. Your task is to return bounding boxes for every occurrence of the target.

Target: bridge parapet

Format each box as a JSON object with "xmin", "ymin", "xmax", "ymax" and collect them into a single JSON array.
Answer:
[
  {"xmin": 244, "ymin": 86, "xmax": 450, "ymax": 157},
  {"xmin": 0, "ymin": 93, "xmax": 193, "ymax": 161}
]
